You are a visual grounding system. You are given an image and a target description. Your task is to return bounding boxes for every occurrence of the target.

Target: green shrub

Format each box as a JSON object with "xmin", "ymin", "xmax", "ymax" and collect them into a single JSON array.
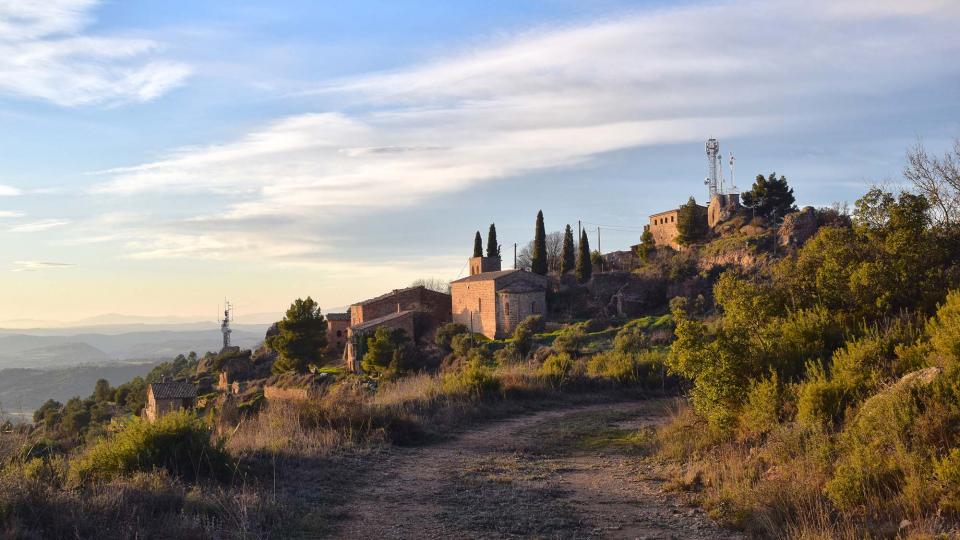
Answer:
[
  {"xmin": 737, "ymin": 373, "xmax": 781, "ymax": 438},
  {"xmin": 928, "ymin": 289, "xmax": 960, "ymax": 367},
  {"xmin": 587, "ymin": 349, "xmax": 664, "ymax": 386},
  {"xmin": 795, "ymin": 364, "xmax": 847, "ymax": 430},
  {"xmin": 539, "ymin": 352, "xmax": 574, "ymax": 385},
  {"xmin": 934, "ymin": 448, "xmax": 960, "ymax": 514},
  {"xmin": 69, "ymin": 411, "xmax": 229, "ymax": 485},
  {"xmin": 442, "ymin": 355, "xmax": 500, "ymax": 397},
  {"xmin": 435, "ymin": 322, "xmax": 469, "ymax": 352},
  {"xmin": 450, "ymin": 332, "xmax": 489, "ymax": 358},
  {"xmin": 552, "ymin": 326, "xmax": 586, "ymax": 356}
]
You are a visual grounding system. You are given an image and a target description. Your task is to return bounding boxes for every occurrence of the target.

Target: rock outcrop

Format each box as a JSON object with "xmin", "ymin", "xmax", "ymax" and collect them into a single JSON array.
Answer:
[{"xmin": 778, "ymin": 206, "xmax": 818, "ymax": 248}]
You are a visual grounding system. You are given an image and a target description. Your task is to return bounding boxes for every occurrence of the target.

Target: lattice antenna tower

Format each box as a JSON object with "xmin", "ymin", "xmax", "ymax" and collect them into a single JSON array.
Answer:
[
  {"xmin": 705, "ymin": 138, "xmax": 720, "ymax": 200},
  {"xmin": 221, "ymin": 299, "xmax": 232, "ymax": 349}
]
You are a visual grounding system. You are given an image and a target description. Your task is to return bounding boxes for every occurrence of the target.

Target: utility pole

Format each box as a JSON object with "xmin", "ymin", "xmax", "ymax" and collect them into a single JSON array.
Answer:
[
  {"xmin": 514, "ymin": 243, "xmax": 517, "ymax": 269},
  {"xmin": 578, "ymin": 220, "xmax": 581, "ymax": 242},
  {"xmin": 597, "ymin": 226, "xmax": 602, "ymax": 272}
]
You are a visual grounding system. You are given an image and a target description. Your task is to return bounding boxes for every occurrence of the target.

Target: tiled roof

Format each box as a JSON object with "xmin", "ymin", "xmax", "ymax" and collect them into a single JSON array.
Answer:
[
  {"xmin": 450, "ymin": 269, "xmax": 521, "ymax": 284},
  {"xmin": 354, "ymin": 286, "xmax": 421, "ymax": 306},
  {"xmin": 149, "ymin": 381, "xmax": 197, "ymax": 400},
  {"xmin": 326, "ymin": 312, "xmax": 350, "ymax": 321},
  {"xmin": 350, "ymin": 310, "xmax": 414, "ymax": 332}
]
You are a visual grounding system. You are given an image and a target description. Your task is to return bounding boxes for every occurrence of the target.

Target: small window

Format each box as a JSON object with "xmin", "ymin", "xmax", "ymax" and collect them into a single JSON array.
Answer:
[
  {"xmin": 336, "ymin": 330, "xmax": 342, "ymax": 337},
  {"xmin": 505, "ymin": 302, "xmax": 510, "ymax": 315},
  {"xmin": 671, "ymin": 215, "xmax": 675, "ymax": 223},
  {"xmin": 531, "ymin": 301, "xmax": 538, "ymax": 313},
  {"xmin": 478, "ymin": 298, "xmax": 482, "ymax": 312}
]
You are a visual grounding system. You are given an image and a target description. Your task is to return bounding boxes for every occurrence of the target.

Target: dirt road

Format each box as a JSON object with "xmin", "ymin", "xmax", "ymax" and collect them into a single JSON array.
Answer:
[{"xmin": 332, "ymin": 399, "xmax": 741, "ymax": 539}]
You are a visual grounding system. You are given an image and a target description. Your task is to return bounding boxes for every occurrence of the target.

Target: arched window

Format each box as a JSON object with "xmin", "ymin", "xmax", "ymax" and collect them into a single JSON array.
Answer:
[{"xmin": 478, "ymin": 298, "xmax": 482, "ymax": 312}]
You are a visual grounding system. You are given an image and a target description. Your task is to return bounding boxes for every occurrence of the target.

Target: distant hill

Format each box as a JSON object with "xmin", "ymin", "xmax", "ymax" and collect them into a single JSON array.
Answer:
[
  {"xmin": 0, "ymin": 362, "xmax": 158, "ymax": 420},
  {"xmin": 0, "ymin": 326, "xmax": 268, "ymax": 370}
]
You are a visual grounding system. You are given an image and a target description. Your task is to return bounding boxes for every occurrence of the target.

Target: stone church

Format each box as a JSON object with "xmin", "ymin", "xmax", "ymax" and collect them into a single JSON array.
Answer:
[{"xmin": 450, "ymin": 255, "xmax": 548, "ymax": 339}]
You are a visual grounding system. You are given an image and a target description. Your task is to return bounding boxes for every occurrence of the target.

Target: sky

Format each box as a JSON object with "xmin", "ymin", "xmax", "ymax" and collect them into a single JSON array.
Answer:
[{"xmin": 0, "ymin": 0, "xmax": 958, "ymax": 324}]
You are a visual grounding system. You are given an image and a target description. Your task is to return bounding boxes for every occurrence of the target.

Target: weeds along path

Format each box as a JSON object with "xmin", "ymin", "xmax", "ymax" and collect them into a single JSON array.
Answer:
[{"xmin": 332, "ymin": 399, "xmax": 742, "ymax": 539}]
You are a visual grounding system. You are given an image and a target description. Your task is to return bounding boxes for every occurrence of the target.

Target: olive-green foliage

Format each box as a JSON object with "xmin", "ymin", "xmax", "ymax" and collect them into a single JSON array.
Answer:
[
  {"xmin": 676, "ymin": 196, "xmax": 707, "ymax": 246},
  {"xmin": 740, "ymin": 172, "xmax": 796, "ymax": 222},
  {"xmin": 737, "ymin": 372, "xmax": 781, "ymax": 437},
  {"xmin": 538, "ymin": 352, "xmax": 575, "ymax": 385},
  {"xmin": 531, "ymin": 210, "xmax": 548, "ymax": 275},
  {"xmin": 576, "ymin": 229, "xmax": 592, "ymax": 283},
  {"xmin": 934, "ymin": 448, "xmax": 960, "ymax": 514},
  {"xmin": 268, "ymin": 297, "xmax": 329, "ymax": 374},
  {"xmin": 435, "ymin": 322, "xmax": 469, "ymax": 352},
  {"xmin": 70, "ymin": 411, "xmax": 228, "ymax": 485},
  {"xmin": 443, "ymin": 354, "xmax": 500, "ymax": 396},
  {"xmin": 636, "ymin": 229, "xmax": 655, "ymax": 262},
  {"xmin": 450, "ymin": 332, "xmax": 489, "ymax": 358},
  {"xmin": 928, "ymin": 289, "xmax": 960, "ymax": 366},
  {"xmin": 586, "ymin": 349, "xmax": 664, "ymax": 386},
  {"xmin": 473, "ymin": 230, "xmax": 483, "ymax": 258},
  {"xmin": 361, "ymin": 327, "xmax": 411, "ymax": 376},
  {"xmin": 552, "ymin": 325, "xmax": 586, "ymax": 356},
  {"xmin": 560, "ymin": 224, "xmax": 576, "ymax": 274},
  {"xmin": 486, "ymin": 223, "xmax": 499, "ymax": 259}
]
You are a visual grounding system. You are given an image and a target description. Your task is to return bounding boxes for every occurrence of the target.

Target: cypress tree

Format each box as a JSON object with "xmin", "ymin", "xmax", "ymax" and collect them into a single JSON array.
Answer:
[
  {"xmin": 531, "ymin": 210, "xmax": 548, "ymax": 275},
  {"xmin": 676, "ymin": 196, "xmax": 708, "ymax": 247},
  {"xmin": 560, "ymin": 224, "xmax": 576, "ymax": 274},
  {"xmin": 486, "ymin": 223, "xmax": 499, "ymax": 258},
  {"xmin": 473, "ymin": 231, "xmax": 483, "ymax": 258},
  {"xmin": 576, "ymin": 229, "xmax": 592, "ymax": 283},
  {"xmin": 637, "ymin": 229, "xmax": 655, "ymax": 262}
]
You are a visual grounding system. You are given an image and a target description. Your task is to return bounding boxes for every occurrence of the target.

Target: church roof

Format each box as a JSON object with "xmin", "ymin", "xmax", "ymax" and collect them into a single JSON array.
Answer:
[
  {"xmin": 326, "ymin": 312, "xmax": 350, "ymax": 321},
  {"xmin": 451, "ymin": 269, "xmax": 548, "ymax": 290},
  {"xmin": 350, "ymin": 310, "xmax": 414, "ymax": 332}
]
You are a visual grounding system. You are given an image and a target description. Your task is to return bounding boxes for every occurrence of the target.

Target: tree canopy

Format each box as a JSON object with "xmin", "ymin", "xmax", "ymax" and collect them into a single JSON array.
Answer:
[
  {"xmin": 486, "ymin": 223, "xmax": 500, "ymax": 259},
  {"xmin": 576, "ymin": 229, "xmax": 592, "ymax": 283},
  {"xmin": 473, "ymin": 231, "xmax": 483, "ymax": 258},
  {"xmin": 675, "ymin": 197, "xmax": 708, "ymax": 246},
  {"xmin": 531, "ymin": 210, "xmax": 548, "ymax": 275},
  {"xmin": 268, "ymin": 297, "xmax": 329, "ymax": 374},
  {"xmin": 560, "ymin": 224, "xmax": 576, "ymax": 274},
  {"xmin": 741, "ymin": 172, "xmax": 797, "ymax": 222}
]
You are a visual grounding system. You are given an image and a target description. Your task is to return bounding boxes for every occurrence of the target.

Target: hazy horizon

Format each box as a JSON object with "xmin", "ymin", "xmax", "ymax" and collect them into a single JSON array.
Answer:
[{"xmin": 2, "ymin": 0, "xmax": 959, "ymax": 323}]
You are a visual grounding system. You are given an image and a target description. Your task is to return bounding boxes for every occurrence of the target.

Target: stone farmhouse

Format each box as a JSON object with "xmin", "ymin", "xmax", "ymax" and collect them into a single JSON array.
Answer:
[
  {"xmin": 344, "ymin": 285, "xmax": 452, "ymax": 372},
  {"xmin": 144, "ymin": 380, "xmax": 197, "ymax": 422},
  {"xmin": 450, "ymin": 255, "xmax": 548, "ymax": 340}
]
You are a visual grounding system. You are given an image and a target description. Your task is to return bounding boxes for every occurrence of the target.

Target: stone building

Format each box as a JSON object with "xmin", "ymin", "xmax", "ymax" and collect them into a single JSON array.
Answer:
[
  {"xmin": 645, "ymin": 194, "xmax": 737, "ymax": 250},
  {"xmin": 326, "ymin": 312, "xmax": 350, "ymax": 356},
  {"xmin": 344, "ymin": 286, "xmax": 451, "ymax": 372},
  {"xmin": 646, "ymin": 209, "xmax": 682, "ymax": 249},
  {"xmin": 144, "ymin": 380, "xmax": 197, "ymax": 422},
  {"xmin": 450, "ymin": 256, "xmax": 548, "ymax": 339}
]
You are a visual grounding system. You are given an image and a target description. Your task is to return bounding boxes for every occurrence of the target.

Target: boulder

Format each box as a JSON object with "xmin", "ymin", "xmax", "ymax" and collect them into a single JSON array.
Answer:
[{"xmin": 778, "ymin": 206, "xmax": 818, "ymax": 248}]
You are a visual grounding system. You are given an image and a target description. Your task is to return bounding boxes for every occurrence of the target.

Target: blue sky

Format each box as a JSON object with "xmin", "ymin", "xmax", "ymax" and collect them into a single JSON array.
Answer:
[{"xmin": 0, "ymin": 0, "xmax": 958, "ymax": 324}]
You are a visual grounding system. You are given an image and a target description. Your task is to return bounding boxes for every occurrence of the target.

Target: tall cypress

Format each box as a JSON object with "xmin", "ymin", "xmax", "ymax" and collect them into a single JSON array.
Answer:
[
  {"xmin": 486, "ymin": 223, "xmax": 499, "ymax": 258},
  {"xmin": 576, "ymin": 229, "xmax": 592, "ymax": 283},
  {"xmin": 531, "ymin": 210, "xmax": 548, "ymax": 275},
  {"xmin": 560, "ymin": 224, "xmax": 575, "ymax": 274},
  {"xmin": 473, "ymin": 231, "xmax": 483, "ymax": 258}
]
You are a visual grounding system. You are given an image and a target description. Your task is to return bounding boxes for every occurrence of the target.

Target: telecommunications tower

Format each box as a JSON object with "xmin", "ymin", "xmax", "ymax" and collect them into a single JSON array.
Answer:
[
  {"xmin": 705, "ymin": 138, "xmax": 720, "ymax": 200},
  {"xmin": 220, "ymin": 300, "xmax": 233, "ymax": 350}
]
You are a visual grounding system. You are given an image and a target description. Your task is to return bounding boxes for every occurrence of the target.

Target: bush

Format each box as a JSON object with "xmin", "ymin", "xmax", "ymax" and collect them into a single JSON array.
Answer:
[
  {"xmin": 928, "ymin": 290, "xmax": 960, "ymax": 367},
  {"xmin": 934, "ymin": 448, "xmax": 960, "ymax": 515},
  {"xmin": 587, "ymin": 350, "xmax": 664, "ymax": 386},
  {"xmin": 737, "ymin": 373, "xmax": 781, "ymax": 438},
  {"xmin": 539, "ymin": 352, "xmax": 575, "ymax": 386},
  {"xmin": 435, "ymin": 322, "xmax": 469, "ymax": 352},
  {"xmin": 552, "ymin": 326, "xmax": 586, "ymax": 356},
  {"xmin": 69, "ymin": 411, "xmax": 229, "ymax": 485},
  {"xmin": 442, "ymin": 355, "xmax": 500, "ymax": 397}
]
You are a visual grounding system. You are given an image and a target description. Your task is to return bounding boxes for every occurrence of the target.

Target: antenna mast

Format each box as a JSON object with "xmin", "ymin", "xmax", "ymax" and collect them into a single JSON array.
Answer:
[
  {"xmin": 221, "ymin": 300, "xmax": 232, "ymax": 350},
  {"xmin": 729, "ymin": 153, "xmax": 738, "ymax": 192},
  {"xmin": 705, "ymin": 138, "xmax": 719, "ymax": 200}
]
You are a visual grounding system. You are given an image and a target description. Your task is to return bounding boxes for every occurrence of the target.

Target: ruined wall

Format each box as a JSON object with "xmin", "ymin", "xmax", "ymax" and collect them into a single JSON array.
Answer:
[
  {"xmin": 350, "ymin": 287, "xmax": 451, "ymax": 327},
  {"xmin": 326, "ymin": 317, "xmax": 350, "ymax": 355}
]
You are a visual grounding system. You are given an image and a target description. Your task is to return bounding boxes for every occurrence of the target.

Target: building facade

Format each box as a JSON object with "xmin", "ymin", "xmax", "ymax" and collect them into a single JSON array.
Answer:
[
  {"xmin": 326, "ymin": 312, "xmax": 350, "ymax": 356},
  {"xmin": 144, "ymin": 380, "xmax": 197, "ymax": 422},
  {"xmin": 450, "ymin": 268, "xmax": 548, "ymax": 339}
]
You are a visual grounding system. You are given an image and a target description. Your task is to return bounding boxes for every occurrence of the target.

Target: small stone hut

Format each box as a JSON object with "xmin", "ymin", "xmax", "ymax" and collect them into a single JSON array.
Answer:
[{"xmin": 145, "ymin": 380, "xmax": 197, "ymax": 422}]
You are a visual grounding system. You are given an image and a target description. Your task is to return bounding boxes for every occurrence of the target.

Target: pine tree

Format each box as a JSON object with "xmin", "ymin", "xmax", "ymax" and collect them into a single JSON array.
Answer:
[
  {"xmin": 576, "ymin": 229, "xmax": 592, "ymax": 283},
  {"xmin": 486, "ymin": 223, "xmax": 500, "ymax": 258},
  {"xmin": 560, "ymin": 224, "xmax": 576, "ymax": 274},
  {"xmin": 636, "ymin": 229, "xmax": 655, "ymax": 262},
  {"xmin": 473, "ymin": 231, "xmax": 483, "ymax": 258},
  {"xmin": 268, "ymin": 297, "xmax": 329, "ymax": 374},
  {"xmin": 676, "ymin": 196, "xmax": 708, "ymax": 247},
  {"xmin": 741, "ymin": 172, "xmax": 797, "ymax": 222},
  {"xmin": 531, "ymin": 210, "xmax": 548, "ymax": 275}
]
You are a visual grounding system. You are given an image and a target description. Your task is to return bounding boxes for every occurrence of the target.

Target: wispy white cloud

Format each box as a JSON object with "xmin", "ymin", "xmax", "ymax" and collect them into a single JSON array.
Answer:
[
  {"xmin": 0, "ymin": 210, "xmax": 24, "ymax": 218},
  {"xmin": 0, "ymin": 0, "xmax": 191, "ymax": 106},
  {"xmin": 9, "ymin": 219, "xmax": 71, "ymax": 232},
  {"xmin": 11, "ymin": 260, "xmax": 75, "ymax": 272},
  {"xmin": 88, "ymin": 0, "xmax": 960, "ymax": 260},
  {"xmin": 0, "ymin": 185, "xmax": 21, "ymax": 196}
]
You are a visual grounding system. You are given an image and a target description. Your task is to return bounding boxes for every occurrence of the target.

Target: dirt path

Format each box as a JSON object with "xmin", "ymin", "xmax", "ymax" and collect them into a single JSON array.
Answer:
[{"xmin": 332, "ymin": 399, "xmax": 741, "ymax": 539}]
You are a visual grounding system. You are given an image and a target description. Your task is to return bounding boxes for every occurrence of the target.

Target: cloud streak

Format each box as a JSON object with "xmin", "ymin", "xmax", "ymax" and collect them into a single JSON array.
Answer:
[
  {"xmin": 11, "ymin": 261, "xmax": 75, "ymax": 272},
  {"xmin": 9, "ymin": 219, "xmax": 71, "ymax": 232},
  {"xmin": 88, "ymin": 0, "xmax": 960, "ymax": 260},
  {"xmin": 0, "ymin": 0, "xmax": 191, "ymax": 106}
]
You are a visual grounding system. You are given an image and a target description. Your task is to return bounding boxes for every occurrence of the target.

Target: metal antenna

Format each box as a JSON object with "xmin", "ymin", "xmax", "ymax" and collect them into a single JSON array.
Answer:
[
  {"xmin": 729, "ymin": 153, "xmax": 738, "ymax": 192},
  {"xmin": 221, "ymin": 299, "xmax": 232, "ymax": 350},
  {"xmin": 705, "ymin": 138, "xmax": 719, "ymax": 200}
]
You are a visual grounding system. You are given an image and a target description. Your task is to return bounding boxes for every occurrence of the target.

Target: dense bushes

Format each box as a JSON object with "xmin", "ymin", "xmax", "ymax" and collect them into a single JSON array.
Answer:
[{"xmin": 70, "ymin": 411, "xmax": 229, "ymax": 485}]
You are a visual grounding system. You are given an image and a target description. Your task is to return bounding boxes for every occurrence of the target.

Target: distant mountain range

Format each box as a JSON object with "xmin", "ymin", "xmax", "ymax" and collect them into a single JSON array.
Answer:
[{"xmin": 0, "ymin": 312, "xmax": 284, "ymax": 331}]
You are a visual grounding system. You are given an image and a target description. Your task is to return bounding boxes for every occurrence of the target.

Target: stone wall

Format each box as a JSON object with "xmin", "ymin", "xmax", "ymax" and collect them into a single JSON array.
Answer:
[
  {"xmin": 708, "ymin": 193, "xmax": 740, "ymax": 228},
  {"xmin": 451, "ymin": 280, "xmax": 498, "ymax": 339},
  {"xmin": 326, "ymin": 317, "xmax": 350, "ymax": 356},
  {"xmin": 469, "ymin": 256, "xmax": 501, "ymax": 276},
  {"xmin": 345, "ymin": 311, "xmax": 417, "ymax": 372},
  {"xmin": 496, "ymin": 291, "xmax": 546, "ymax": 336},
  {"xmin": 350, "ymin": 286, "xmax": 451, "ymax": 327},
  {"xmin": 647, "ymin": 210, "xmax": 680, "ymax": 249}
]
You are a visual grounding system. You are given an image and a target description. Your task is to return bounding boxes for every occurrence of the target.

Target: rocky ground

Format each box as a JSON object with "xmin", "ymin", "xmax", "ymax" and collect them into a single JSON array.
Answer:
[{"xmin": 325, "ymin": 400, "xmax": 742, "ymax": 539}]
